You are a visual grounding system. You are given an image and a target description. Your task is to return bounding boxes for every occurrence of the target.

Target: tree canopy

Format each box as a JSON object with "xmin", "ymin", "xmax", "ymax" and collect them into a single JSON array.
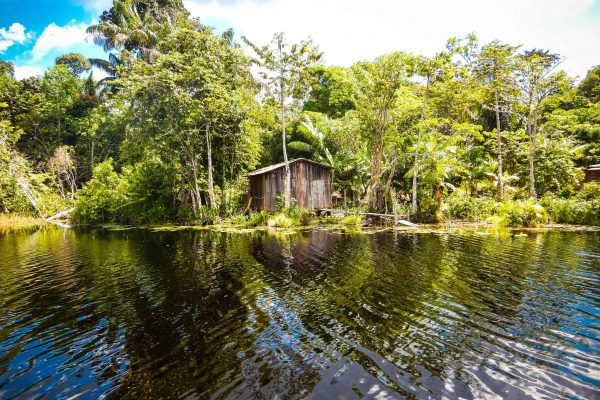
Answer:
[{"xmin": 1, "ymin": 1, "xmax": 599, "ymax": 225}]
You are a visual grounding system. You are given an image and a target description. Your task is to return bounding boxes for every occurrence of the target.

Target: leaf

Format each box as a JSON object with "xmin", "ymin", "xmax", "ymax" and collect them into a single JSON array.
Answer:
[{"xmin": 287, "ymin": 141, "xmax": 314, "ymax": 153}]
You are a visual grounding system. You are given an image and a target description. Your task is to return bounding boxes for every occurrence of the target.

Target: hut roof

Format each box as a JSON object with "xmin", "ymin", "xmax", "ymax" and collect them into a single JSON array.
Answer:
[{"xmin": 248, "ymin": 158, "xmax": 331, "ymax": 176}]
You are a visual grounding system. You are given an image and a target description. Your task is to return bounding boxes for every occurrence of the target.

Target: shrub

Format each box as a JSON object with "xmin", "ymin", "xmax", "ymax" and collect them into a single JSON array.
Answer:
[
  {"xmin": 541, "ymin": 192, "xmax": 600, "ymax": 226},
  {"xmin": 298, "ymin": 209, "xmax": 315, "ymax": 226},
  {"xmin": 268, "ymin": 213, "xmax": 294, "ymax": 228},
  {"xmin": 0, "ymin": 176, "xmax": 32, "ymax": 215},
  {"xmin": 443, "ymin": 192, "xmax": 496, "ymax": 221},
  {"xmin": 340, "ymin": 214, "xmax": 363, "ymax": 226},
  {"xmin": 73, "ymin": 160, "xmax": 126, "ymax": 224},
  {"xmin": 248, "ymin": 210, "xmax": 270, "ymax": 227},
  {"xmin": 496, "ymin": 200, "xmax": 547, "ymax": 227},
  {"xmin": 199, "ymin": 206, "xmax": 219, "ymax": 225},
  {"xmin": 579, "ymin": 182, "xmax": 600, "ymax": 201},
  {"xmin": 227, "ymin": 214, "xmax": 248, "ymax": 225},
  {"xmin": 416, "ymin": 189, "xmax": 440, "ymax": 222}
]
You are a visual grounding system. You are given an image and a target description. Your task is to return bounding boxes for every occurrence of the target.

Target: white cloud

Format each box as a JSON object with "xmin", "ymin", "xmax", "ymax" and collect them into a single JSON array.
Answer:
[
  {"xmin": 0, "ymin": 22, "xmax": 31, "ymax": 53},
  {"xmin": 0, "ymin": 22, "xmax": 28, "ymax": 43},
  {"xmin": 32, "ymin": 22, "xmax": 89, "ymax": 60},
  {"xmin": 13, "ymin": 65, "xmax": 43, "ymax": 80},
  {"xmin": 184, "ymin": 0, "xmax": 600, "ymax": 78},
  {"xmin": 0, "ymin": 40, "xmax": 13, "ymax": 52}
]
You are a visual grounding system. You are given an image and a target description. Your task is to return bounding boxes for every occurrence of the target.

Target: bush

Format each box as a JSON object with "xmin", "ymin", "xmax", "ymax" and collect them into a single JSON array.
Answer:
[
  {"xmin": 495, "ymin": 200, "xmax": 547, "ymax": 227},
  {"xmin": 248, "ymin": 210, "xmax": 270, "ymax": 227},
  {"xmin": 74, "ymin": 158, "xmax": 181, "ymax": 225},
  {"xmin": 298, "ymin": 209, "xmax": 315, "ymax": 226},
  {"xmin": 73, "ymin": 160, "xmax": 126, "ymax": 224},
  {"xmin": 579, "ymin": 181, "xmax": 600, "ymax": 201},
  {"xmin": 227, "ymin": 214, "xmax": 248, "ymax": 225},
  {"xmin": 443, "ymin": 192, "xmax": 496, "ymax": 221},
  {"xmin": 340, "ymin": 214, "xmax": 362, "ymax": 226},
  {"xmin": 0, "ymin": 174, "xmax": 31, "ymax": 215},
  {"xmin": 541, "ymin": 191, "xmax": 600, "ymax": 226},
  {"xmin": 268, "ymin": 213, "xmax": 294, "ymax": 228}
]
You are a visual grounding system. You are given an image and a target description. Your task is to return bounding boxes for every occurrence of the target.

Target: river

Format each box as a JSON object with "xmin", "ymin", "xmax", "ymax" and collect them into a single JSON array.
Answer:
[{"xmin": 0, "ymin": 228, "xmax": 599, "ymax": 399}]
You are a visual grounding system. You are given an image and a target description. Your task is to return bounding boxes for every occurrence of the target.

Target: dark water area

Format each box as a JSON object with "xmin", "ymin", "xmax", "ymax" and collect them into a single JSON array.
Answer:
[{"xmin": 0, "ymin": 228, "xmax": 599, "ymax": 399}]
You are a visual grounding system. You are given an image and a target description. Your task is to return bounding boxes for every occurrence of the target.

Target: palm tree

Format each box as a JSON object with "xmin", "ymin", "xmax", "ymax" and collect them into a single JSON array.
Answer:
[
  {"xmin": 86, "ymin": 1, "xmax": 160, "ymax": 62},
  {"xmin": 86, "ymin": 0, "xmax": 186, "ymax": 63}
]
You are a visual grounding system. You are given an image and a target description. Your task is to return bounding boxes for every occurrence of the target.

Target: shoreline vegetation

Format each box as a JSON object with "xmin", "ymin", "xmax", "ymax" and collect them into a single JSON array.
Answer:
[
  {"xmin": 0, "ymin": 215, "xmax": 47, "ymax": 232},
  {"xmin": 2, "ymin": 209, "xmax": 599, "ymax": 235},
  {"xmin": 2, "ymin": 0, "xmax": 599, "ymax": 232}
]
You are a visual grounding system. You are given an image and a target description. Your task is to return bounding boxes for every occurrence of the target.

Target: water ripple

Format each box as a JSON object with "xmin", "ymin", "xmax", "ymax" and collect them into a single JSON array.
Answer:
[{"xmin": 0, "ymin": 229, "xmax": 599, "ymax": 399}]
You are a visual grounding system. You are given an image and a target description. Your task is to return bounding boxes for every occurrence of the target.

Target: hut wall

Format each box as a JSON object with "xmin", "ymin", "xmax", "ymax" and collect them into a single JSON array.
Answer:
[
  {"xmin": 249, "ymin": 161, "xmax": 332, "ymax": 211},
  {"xmin": 584, "ymin": 167, "xmax": 600, "ymax": 183}
]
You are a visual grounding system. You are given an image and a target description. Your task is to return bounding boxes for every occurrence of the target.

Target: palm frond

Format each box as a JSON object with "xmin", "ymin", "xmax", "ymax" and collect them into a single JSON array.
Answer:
[{"xmin": 288, "ymin": 141, "xmax": 314, "ymax": 153}]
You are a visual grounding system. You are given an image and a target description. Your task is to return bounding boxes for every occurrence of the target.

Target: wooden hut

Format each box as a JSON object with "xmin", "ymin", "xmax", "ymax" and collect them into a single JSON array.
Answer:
[
  {"xmin": 248, "ymin": 158, "xmax": 332, "ymax": 211},
  {"xmin": 584, "ymin": 165, "xmax": 600, "ymax": 183}
]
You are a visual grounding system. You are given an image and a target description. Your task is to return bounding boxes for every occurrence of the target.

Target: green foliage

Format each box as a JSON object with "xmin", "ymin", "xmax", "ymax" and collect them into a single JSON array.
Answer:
[
  {"xmin": 2, "ymin": 2, "xmax": 600, "ymax": 227},
  {"xmin": 528, "ymin": 135, "xmax": 585, "ymax": 195},
  {"xmin": 275, "ymin": 193, "xmax": 297, "ymax": 213},
  {"xmin": 579, "ymin": 181, "xmax": 600, "ymax": 200},
  {"xmin": 443, "ymin": 192, "xmax": 496, "ymax": 221},
  {"xmin": 248, "ymin": 210, "xmax": 270, "ymax": 227},
  {"xmin": 55, "ymin": 53, "xmax": 92, "ymax": 77},
  {"xmin": 303, "ymin": 65, "xmax": 356, "ymax": 118},
  {"xmin": 578, "ymin": 65, "xmax": 600, "ymax": 103},
  {"xmin": 268, "ymin": 213, "xmax": 294, "ymax": 228},
  {"xmin": 541, "ymin": 183, "xmax": 600, "ymax": 225},
  {"xmin": 495, "ymin": 200, "xmax": 547, "ymax": 227},
  {"xmin": 73, "ymin": 160, "xmax": 126, "ymax": 224},
  {"xmin": 340, "ymin": 214, "xmax": 362, "ymax": 226}
]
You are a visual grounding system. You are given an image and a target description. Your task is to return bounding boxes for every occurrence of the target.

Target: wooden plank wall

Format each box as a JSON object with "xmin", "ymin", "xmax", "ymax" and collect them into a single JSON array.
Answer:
[
  {"xmin": 249, "ymin": 161, "xmax": 332, "ymax": 211},
  {"xmin": 584, "ymin": 169, "xmax": 600, "ymax": 183}
]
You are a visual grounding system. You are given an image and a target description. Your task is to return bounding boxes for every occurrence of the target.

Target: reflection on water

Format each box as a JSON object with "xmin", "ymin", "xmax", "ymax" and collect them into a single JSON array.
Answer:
[{"xmin": 0, "ymin": 228, "xmax": 599, "ymax": 399}]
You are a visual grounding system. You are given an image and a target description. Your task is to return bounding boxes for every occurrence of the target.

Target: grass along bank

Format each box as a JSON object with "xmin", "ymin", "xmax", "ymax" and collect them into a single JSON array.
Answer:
[{"xmin": 0, "ymin": 215, "xmax": 47, "ymax": 232}]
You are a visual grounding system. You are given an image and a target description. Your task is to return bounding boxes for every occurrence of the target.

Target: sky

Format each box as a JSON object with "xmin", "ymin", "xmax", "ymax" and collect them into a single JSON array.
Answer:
[{"xmin": 1, "ymin": 0, "xmax": 599, "ymax": 80}]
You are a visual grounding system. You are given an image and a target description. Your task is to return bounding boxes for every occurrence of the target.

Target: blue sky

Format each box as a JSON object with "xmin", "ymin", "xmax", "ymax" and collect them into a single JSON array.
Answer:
[
  {"xmin": 1, "ymin": 0, "xmax": 599, "ymax": 80},
  {"xmin": 0, "ymin": 1, "xmax": 110, "ymax": 78}
]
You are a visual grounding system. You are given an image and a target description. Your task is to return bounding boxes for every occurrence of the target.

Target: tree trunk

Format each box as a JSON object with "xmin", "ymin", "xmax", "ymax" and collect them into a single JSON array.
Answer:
[
  {"xmin": 494, "ymin": 92, "xmax": 504, "ymax": 200},
  {"xmin": 411, "ymin": 146, "xmax": 420, "ymax": 215},
  {"xmin": 528, "ymin": 114, "xmax": 537, "ymax": 199},
  {"xmin": 90, "ymin": 138, "xmax": 94, "ymax": 174},
  {"xmin": 280, "ymin": 77, "xmax": 291, "ymax": 209},
  {"xmin": 412, "ymin": 76, "xmax": 430, "ymax": 216},
  {"xmin": 369, "ymin": 134, "xmax": 383, "ymax": 211},
  {"xmin": 384, "ymin": 151, "xmax": 397, "ymax": 214},
  {"xmin": 190, "ymin": 155, "xmax": 202, "ymax": 215},
  {"xmin": 206, "ymin": 123, "xmax": 216, "ymax": 208}
]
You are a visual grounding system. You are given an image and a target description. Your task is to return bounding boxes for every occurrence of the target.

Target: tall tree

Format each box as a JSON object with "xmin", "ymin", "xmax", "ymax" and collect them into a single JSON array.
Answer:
[
  {"xmin": 243, "ymin": 33, "xmax": 321, "ymax": 208},
  {"xmin": 516, "ymin": 49, "xmax": 563, "ymax": 198},
  {"xmin": 55, "ymin": 53, "xmax": 92, "ymax": 77},
  {"xmin": 577, "ymin": 65, "xmax": 600, "ymax": 103},
  {"xmin": 113, "ymin": 22, "xmax": 259, "ymax": 216},
  {"xmin": 411, "ymin": 53, "xmax": 452, "ymax": 214},
  {"xmin": 86, "ymin": 0, "xmax": 187, "ymax": 63},
  {"xmin": 475, "ymin": 40, "xmax": 518, "ymax": 200},
  {"xmin": 350, "ymin": 52, "xmax": 413, "ymax": 210}
]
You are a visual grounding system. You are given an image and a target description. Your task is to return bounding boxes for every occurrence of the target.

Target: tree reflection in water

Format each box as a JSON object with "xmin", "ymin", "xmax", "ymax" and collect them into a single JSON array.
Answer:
[{"xmin": 0, "ymin": 229, "xmax": 599, "ymax": 399}]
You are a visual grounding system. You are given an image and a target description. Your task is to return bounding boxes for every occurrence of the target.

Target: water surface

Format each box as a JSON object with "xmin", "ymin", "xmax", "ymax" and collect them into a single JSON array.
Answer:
[{"xmin": 1, "ymin": 228, "xmax": 599, "ymax": 399}]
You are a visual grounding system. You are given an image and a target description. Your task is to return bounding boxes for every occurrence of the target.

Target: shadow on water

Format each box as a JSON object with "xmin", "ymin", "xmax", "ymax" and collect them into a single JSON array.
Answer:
[{"xmin": 0, "ymin": 228, "xmax": 599, "ymax": 399}]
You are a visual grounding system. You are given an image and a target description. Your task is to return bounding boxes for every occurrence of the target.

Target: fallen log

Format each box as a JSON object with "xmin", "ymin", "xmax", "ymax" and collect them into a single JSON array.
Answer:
[
  {"xmin": 396, "ymin": 219, "xmax": 418, "ymax": 227},
  {"xmin": 46, "ymin": 208, "xmax": 75, "ymax": 221},
  {"xmin": 317, "ymin": 208, "xmax": 417, "ymax": 227}
]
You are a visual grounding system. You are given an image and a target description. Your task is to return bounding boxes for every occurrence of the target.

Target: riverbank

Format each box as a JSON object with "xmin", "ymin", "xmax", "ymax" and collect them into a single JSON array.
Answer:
[
  {"xmin": 2, "ymin": 213, "xmax": 599, "ymax": 235},
  {"xmin": 0, "ymin": 215, "xmax": 47, "ymax": 232},
  {"xmin": 90, "ymin": 220, "xmax": 600, "ymax": 235}
]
